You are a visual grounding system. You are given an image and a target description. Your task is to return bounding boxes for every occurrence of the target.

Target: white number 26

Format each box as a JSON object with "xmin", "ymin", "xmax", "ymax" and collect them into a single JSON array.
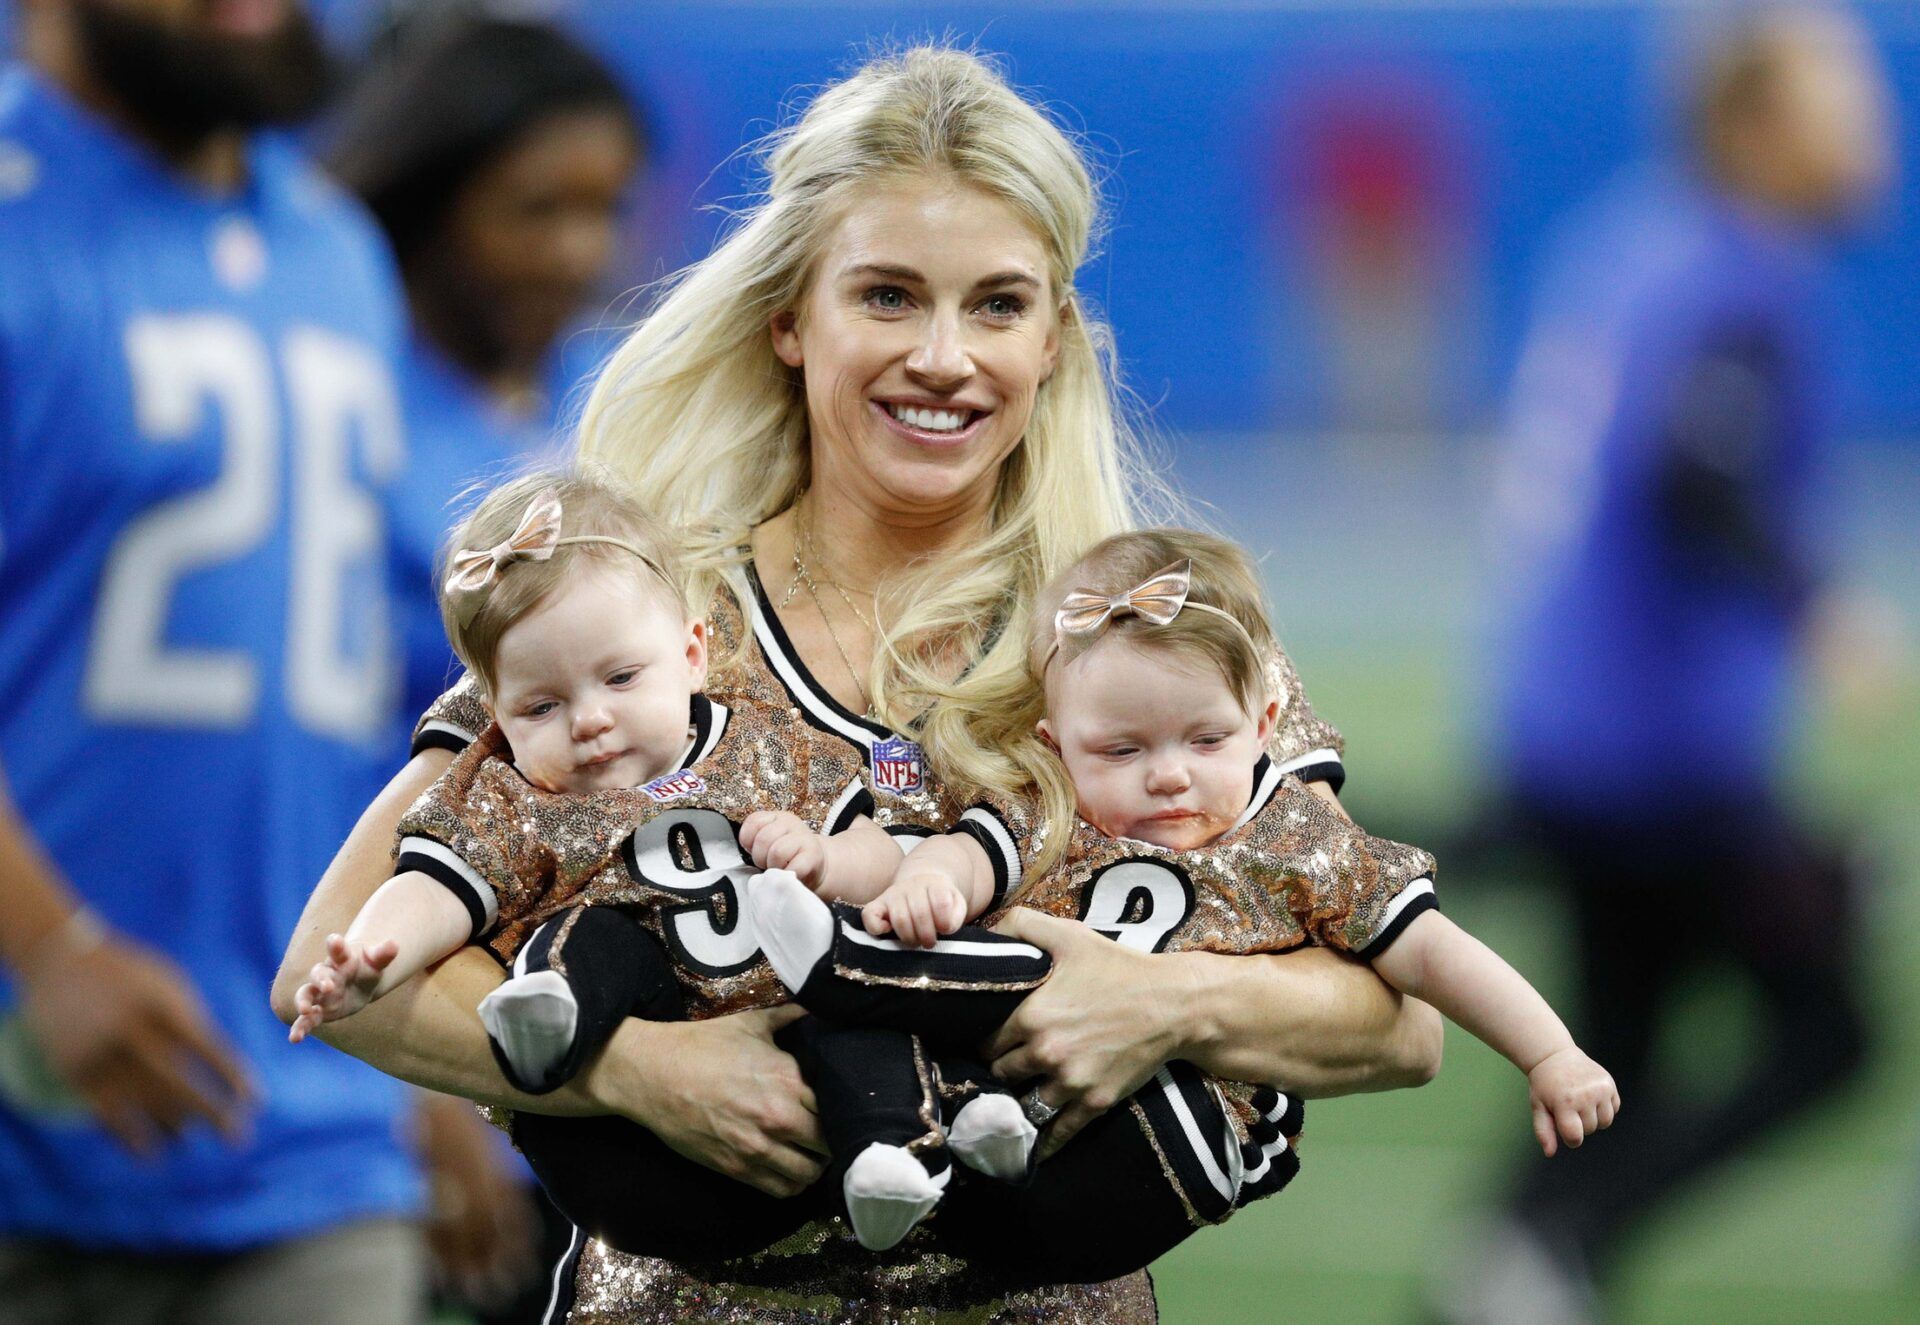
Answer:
[{"xmin": 83, "ymin": 313, "xmax": 402, "ymax": 741}]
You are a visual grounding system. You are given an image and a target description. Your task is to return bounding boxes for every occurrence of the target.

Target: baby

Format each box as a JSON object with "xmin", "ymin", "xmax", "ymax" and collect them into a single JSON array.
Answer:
[
  {"xmin": 751, "ymin": 528, "xmax": 1620, "ymax": 1241},
  {"xmin": 285, "ymin": 471, "xmax": 1032, "ymax": 1258}
]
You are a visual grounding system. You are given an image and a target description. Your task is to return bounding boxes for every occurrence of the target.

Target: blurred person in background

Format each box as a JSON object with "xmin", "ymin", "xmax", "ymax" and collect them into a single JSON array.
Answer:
[
  {"xmin": 0, "ymin": 0, "xmax": 430, "ymax": 1322},
  {"xmin": 324, "ymin": 14, "xmax": 647, "ymax": 1323},
  {"xmin": 326, "ymin": 11, "xmax": 647, "ymax": 750},
  {"xmin": 1449, "ymin": 7, "xmax": 1894, "ymax": 1322}
]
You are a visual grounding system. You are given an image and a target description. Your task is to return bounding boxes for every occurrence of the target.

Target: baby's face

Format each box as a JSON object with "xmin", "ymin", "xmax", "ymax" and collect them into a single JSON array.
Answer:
[
  {"xmin": 1040, "ymin": 637, "xmax": 1273, "ymax": 851},
  {"xmin": 490, "ymin": 566, "xmax": 707, "ymax": 795}
]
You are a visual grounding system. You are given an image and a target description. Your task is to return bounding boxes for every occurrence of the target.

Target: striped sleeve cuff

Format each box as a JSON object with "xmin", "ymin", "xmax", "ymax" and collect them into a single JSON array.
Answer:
[
  {"xmin": 951, "ymin": 805, "xmax": 1023, "ymax": 912},
  {"xmin": 1355, "ymin": 878, "xmax": 1438, "ymax": 961},
  {"xmin": 394, "ymin": 836, "xmax": 499, "ymax": 942},
  {"xmin": 1274, "ymin": 745, "xmax": 1345, "ymax": 794},
  {"xmin": 411, "ymin": 718, "xmax": 478, "ymax": 758},
  {"xmin": 823, "ymin": 779, "xmax": 877, "ymax": 835}
]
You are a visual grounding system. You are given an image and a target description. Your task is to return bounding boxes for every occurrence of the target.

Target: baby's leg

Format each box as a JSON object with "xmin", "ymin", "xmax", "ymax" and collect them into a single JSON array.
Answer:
[
  {"xmin": 933, "ymin": 1054, "xmax": 1039, "ymax": 1183},
  {"xmin": 774, "ymin": 1017, "xmax": 952, "ymax": 1251},
  {"xmin": 752, "ymin": 874, "xmax": 1051, "ymax": 1045},
  {"xmin": 479, "ymin": 905, "xmax": 684, "ymax": 1094},
  {"xmin": 938, "ymin": 1063, "xmax": 1305, "ymax": 1288}
]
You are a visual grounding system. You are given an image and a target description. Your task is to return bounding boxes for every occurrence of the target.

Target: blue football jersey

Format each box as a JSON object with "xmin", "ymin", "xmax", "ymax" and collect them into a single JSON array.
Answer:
[
  {"xmin": 0, "ymin": 69, "xmax": 422, "ymax": 1249},
  {"xmin": 1489, "ymin": 165, "xmax": 1830, "ymax": 819}
]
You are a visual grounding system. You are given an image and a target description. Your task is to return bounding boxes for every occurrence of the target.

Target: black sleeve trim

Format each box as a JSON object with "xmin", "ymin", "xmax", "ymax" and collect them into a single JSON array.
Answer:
[
  {"xmin": 411, "ymin": 722, "xmax": 476, "ymax": 758},
  {"xmin": 1355, "ymin": 885, "xmax": 1439, "ymax": 962},
  {"xmin": 1289, "ymin": 759, "xmax": 1346, "ymax": 795},
  {"xmin": 395, "ymin": 846, "xmax": 491, "ymax": 944},
  {"xmin": 953, "ymin": 805, "xmax": 1021, "ymax": 912}
]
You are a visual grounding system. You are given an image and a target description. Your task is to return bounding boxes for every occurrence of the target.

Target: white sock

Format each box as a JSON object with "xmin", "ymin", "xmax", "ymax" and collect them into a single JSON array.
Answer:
[
  {"xmin": 747, "ymin": 868, "xmax": 834, "ymax": 992},
  {"xmin": 841, "ymin": 1143, "xmax": 949, "ymax": 1251},
  {"xmin": 477, "ymin": 969, "xmax": 579, "ymax": 1086},
  {"xmin": 946, "ymin": 1093, "xmax": 1039, "ymax": 1182}
]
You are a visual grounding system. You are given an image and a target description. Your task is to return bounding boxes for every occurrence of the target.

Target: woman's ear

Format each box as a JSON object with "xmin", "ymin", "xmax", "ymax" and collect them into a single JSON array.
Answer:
[
  {"xmin": 1039, "ymin": 299, "xmax": 1071, "ymax": 384},
  {"xmin": 686, "ymin": 619, "xmax": 710, "ymax": 692},
  {"xmin": 771, "ymin": 309, "xmax": 804, "ymax": 368}
]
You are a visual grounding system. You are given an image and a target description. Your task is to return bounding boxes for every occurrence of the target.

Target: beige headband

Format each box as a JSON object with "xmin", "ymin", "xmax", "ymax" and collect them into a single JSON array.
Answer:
[
  {"xmin": 443, "ymin": 488, "xmax": 673, "ymax": 627},
  {"xmin": 1041, "ymin": 558, "xmax": 1258, "ymax": 672}
]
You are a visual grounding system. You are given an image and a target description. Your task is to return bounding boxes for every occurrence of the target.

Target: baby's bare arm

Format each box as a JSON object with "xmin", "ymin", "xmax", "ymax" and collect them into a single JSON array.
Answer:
[
  {"xmin": 814, "ymin": 816, "xmax": 910, "ymax": 903},
  {"xmin": 342, "ymin": 871, "xmax": 476, "ymax": 1000},
  {"xmin": 1371, "ymin": 911, "xmax": 1569, "ymax": 1071},
  {"xmin": 1371, "ymin": 910, "xmax": 1618, "ymax": 1152}
]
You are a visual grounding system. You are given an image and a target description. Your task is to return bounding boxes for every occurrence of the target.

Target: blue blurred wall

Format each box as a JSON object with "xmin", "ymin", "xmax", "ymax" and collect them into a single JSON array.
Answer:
[
  {"xmin": 17, "ymin": 0, "xmax": 1916, "ymax": 439},
  {"xmin": 524, "ymin": 1, "xmax": 1920, "ymax": 442}
]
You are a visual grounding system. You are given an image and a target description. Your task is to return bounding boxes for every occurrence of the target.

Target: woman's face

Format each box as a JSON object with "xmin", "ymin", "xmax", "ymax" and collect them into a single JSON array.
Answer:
[
  {"xmin": 438, "ymin": 107, "xmax": 641, "ymax": 374},
  {"xmin": 772, "ymin": 175, "xmax": 1063, "ymax": 525}
]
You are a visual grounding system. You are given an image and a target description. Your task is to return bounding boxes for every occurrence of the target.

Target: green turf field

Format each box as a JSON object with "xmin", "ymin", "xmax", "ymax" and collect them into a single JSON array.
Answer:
[{"xmin": 1153, "ymin": 439, "xmax": 1920, "ymax": 1322}]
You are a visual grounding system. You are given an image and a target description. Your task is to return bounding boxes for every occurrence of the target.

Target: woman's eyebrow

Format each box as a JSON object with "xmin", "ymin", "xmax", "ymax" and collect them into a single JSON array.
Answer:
[
  {"xmin": 840, "ymin": 262, "xmax": 1040, "ymax": 293},
  {"xmin": 841, "ymin": 261, "xmax": 923, "ymax": 283}
]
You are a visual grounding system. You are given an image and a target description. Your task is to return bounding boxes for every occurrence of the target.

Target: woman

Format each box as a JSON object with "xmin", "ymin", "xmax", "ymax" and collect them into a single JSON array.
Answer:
[{"xmin": 276, "ymin": 46, "xmax": 1441, "ymax": 1322}]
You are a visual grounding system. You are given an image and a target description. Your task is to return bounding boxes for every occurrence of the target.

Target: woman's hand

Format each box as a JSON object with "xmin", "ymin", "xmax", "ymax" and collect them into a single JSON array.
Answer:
[
  {"xmin": 982, "ymin": 909, "xmax": 1194, "ymax": 1155},
  {"xmin": 582, "ymin": 1006, "xmax": 827, "ymax": 1197}
]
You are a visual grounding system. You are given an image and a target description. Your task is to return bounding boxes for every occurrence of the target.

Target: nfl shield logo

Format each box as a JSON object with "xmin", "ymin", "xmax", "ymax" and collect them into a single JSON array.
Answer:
[{"xmin": 870, "ymin": 736, "xmax": 925, "ymax": 797}]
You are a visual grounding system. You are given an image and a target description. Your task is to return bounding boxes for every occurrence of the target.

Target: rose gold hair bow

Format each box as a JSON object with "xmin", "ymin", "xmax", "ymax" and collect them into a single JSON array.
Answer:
[
  {"xmin": 444, "ymin": 488, "xmax": 665, "ymax": 627},
  {"xmin": 1043, "ymin": 558, "xmax": 1253, "ymax": 672},
  {"xmin": 1055, "ymin": 559, "xmax": 1194, "ymax": 640}
]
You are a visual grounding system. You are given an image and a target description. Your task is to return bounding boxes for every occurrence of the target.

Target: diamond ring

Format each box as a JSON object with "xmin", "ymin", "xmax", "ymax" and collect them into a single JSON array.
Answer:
[{"xmin": 1021, "ymin": 1089, "xmax": 1061, "ymax": 1128}]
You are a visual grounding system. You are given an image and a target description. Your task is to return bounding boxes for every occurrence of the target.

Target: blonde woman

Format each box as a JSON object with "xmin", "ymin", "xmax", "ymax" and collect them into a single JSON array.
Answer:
[{"xmin": 275, "ymin": 46, "xmax": 1441, "ymax": 1322}]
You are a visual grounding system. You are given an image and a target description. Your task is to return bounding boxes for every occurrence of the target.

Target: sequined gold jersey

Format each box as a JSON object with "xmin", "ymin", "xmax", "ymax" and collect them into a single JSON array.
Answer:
[
  {"xmin": 956, "ymin": 756, "xmax": 1437, "ymax": 1148},
  {"xmin": 412, "ymin": 564, "xmax": 1349, "ymax": 1323},
  {"xmin": 395, "ymin": 695, "xmax": 871, "ymax": 1018}
]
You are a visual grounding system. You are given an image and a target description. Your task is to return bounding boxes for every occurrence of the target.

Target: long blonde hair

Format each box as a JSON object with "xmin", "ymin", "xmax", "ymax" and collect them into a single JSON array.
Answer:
[{"xmin": 575, "ymin": 45, "xmax": 1178, "ymax": 780}]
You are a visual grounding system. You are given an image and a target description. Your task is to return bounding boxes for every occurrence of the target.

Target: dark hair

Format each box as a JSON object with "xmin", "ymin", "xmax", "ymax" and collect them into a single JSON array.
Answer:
[{"xmin": 325, "ymin": 15, "xmax": 645, "ymax": 267}]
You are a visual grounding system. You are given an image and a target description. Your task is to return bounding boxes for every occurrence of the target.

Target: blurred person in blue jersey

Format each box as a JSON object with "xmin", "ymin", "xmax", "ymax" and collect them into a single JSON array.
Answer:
[
  {"xmin": 323, "ymin": 16, "xmax": 647, "ymax": 1323},
  {"xmin": 326, "ymin": 13, "xmax": 647, "ymax": 755},
  {"xmin": 0, "ymin": 1, "xmax": 430, "ymax": 1321},
  {"xmin": 1450, "ymin": 8, "xmax": 1894, "ymax": 1323}
]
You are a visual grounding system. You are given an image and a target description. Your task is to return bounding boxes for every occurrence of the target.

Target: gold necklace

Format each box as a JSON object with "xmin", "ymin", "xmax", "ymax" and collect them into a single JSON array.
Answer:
[{"xmin": 787, "ymin": 499, "xmax": 877, "ymax": 714}]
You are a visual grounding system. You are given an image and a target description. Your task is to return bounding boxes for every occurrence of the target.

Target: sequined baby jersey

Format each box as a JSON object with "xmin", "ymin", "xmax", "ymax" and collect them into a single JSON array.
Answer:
[{"xmin": 395, "ymin": 693, "xmax": 871, "ymax": 1017}]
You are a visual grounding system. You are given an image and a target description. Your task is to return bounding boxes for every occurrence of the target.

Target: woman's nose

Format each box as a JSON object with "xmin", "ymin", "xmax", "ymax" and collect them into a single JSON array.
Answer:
[{"xmin": 905, "ymin": 311, "xmax": 973, "ymax": 388}]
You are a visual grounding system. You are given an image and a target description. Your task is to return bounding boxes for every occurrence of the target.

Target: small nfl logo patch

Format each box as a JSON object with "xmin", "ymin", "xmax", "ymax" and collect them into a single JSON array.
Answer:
[
  {"xmin": 641, "ymin": 771, "xmax": 706, "ymax": 803},
  {"xmin": 870, "ymin": 736, "xmax": 925, "ymax": 797}
]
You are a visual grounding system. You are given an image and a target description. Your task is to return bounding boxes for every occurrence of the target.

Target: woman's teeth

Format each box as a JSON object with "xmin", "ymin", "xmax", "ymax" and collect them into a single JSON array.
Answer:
[{"xmin": 888, "ymin": 404, "xmax": 972, "ymax": 433}]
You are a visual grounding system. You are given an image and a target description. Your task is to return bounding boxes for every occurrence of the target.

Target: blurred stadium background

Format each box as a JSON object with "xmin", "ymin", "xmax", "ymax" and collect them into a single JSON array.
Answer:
[{"xmin": 16, "ymin": 1, "xmax": 1917, "ymax": 1320}]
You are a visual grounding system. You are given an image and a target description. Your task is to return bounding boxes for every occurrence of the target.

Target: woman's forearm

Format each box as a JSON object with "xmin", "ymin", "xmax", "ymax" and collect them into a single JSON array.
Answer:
[
  {"xmin": 271, "ymin": 751, "xmax": 603, "ymax": 1115},
  {"xmin": 1174, "ymin": 945, "xmax": 1443, "ymax": 1098}
]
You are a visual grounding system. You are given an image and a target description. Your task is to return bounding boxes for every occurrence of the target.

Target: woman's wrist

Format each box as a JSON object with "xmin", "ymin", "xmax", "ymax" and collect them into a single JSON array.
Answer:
[
  {"xmin": 579, "ymin": 1016, "xmax": 674, "ymax": 1126},
  {"xmin": 1154, "ymin": 950, "xmax": 1222, "ymax": 1064}
]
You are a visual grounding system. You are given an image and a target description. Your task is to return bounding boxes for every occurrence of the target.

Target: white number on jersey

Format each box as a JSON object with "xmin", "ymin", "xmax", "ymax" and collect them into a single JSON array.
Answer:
[
  {"xmin": 1077, "ymin": 860, "xmax": 1195, "ymax": 953},
  {"xmin": 622, "ymin": 809, "xmax": 765, "ymax": 977},
  {"xmin": 83, "ymin": 314, "xmax": 401, "ymax": 740}
]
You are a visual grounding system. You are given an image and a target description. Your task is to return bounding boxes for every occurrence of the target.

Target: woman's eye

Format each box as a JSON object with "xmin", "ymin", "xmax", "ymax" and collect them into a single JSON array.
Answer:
[
  {"xmin": 980, "ymin": 294, "xmax": 1026, "ymax": 320},
  {"xmin": 864, "ymin": 286, "xmax": 910, "ymax": 312}
]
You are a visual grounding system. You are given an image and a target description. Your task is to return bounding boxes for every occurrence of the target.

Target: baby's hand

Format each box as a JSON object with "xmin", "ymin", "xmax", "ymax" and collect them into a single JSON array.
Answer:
[
  {"xmin": 740, "ymin": 810, "xmax": 828, "ymax": 889},
  {"xmin": 1529, "ymin": 1046, "xmax": 1620, "ymax": 1156},
  {"xmin": 287, "ymin": 933, "xmax": 399, "ymax": 1044},
  {"xmin": 862, "ymin": 869, "xmax": 969, "ymax": 949}
]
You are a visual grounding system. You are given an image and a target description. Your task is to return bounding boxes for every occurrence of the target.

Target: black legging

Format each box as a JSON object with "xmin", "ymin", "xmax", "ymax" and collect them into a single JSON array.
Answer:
[{"xmin": 1503, "ymin": 799, "xmax": 1867, "ymax": 1265}]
